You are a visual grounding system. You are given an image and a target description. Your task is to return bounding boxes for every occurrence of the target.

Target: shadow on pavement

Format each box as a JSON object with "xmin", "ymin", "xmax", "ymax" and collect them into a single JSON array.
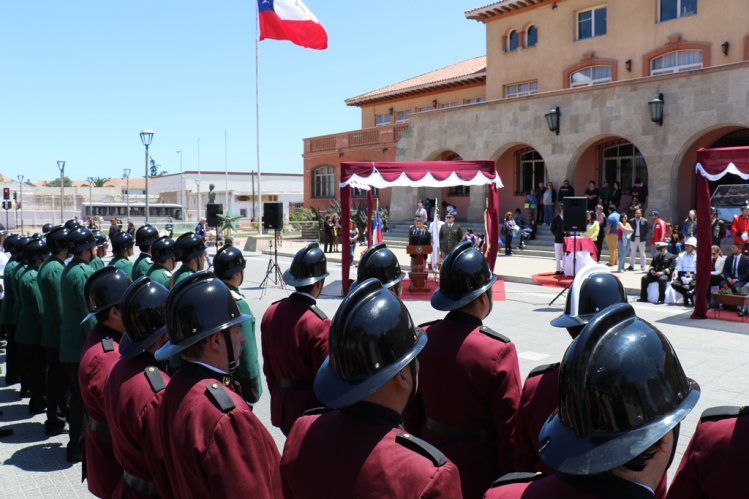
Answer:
[
  {"xmin": 4, "ymin": 441, "xmax": 75, "ymax": 472},
  {"xmin": 0, "ymin": 421, "xmax": 52, "ymax": 444}
]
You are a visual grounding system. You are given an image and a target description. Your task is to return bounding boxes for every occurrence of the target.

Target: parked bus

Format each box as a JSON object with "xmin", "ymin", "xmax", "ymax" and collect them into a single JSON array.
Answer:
[{"xmin": 81, "ymin": 202, "xmax": 183, "ymax": 223}]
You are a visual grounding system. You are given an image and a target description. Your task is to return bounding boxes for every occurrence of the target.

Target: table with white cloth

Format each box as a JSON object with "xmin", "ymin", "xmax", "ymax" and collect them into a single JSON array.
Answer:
[{"xmin": 563, "ymin": 236, "xmax": 598, "ymax": 276}]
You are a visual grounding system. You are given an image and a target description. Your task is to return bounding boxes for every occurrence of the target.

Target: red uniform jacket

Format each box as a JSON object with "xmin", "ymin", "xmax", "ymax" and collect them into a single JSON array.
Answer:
[
  {"xmin": 511, "ymin": 363, "xmax": 559, "ymax": 475},
  {"xmin": 406, "ymin": 311, "xmax": 522, "ymax": 499},
  {"xmin": 650, "ymin": 218, "xmax": 668, "ymax": 245},
  {"xmin": 667, "ymin": 406, "xmax": 749, "ymax": 499},
  {"xmin": 104, "ymin": 353, "xmax": 172, "ymax": 499},
  {"xmin": 281, "ymin": 402, "xmax": 463, "ymax": 498},
  {"xmin": 260, "ymin": 292, "xmax": 330, "ymax": 434},
  {"xmin": 78, "ymin": 324, "xmax": 123, "ymax": 499},
  {"xmin": 732, "ymin": 214, "xmax": 749, "ymax": 244},
  {"xmin": 484, "ymin": 473, "xmax": 655, "ymax": 498},
  {"xmin": 158, "ymin": 362, "xmax": 281, "ymax": 499}
]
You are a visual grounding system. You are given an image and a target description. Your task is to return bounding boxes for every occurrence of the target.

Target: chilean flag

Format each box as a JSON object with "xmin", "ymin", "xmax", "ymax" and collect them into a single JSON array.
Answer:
[
  {"xmin": 373, "ymin": 209, "xmax": 383, "ymax": 245},
  {"xmin": 258, "ymin": 0, "xmax": 328, "ymax": 50}
]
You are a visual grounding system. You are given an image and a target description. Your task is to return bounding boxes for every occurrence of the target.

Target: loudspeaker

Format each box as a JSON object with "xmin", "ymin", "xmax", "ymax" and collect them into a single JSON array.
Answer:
[
  {"xmin": 563, "ymin": 197, "xmax": 587, "ymax": 232},
  {"xmin": 263, "ymin": 202, "xmax": 283, "ymax": 230},
  {"xmin": 206, "ymin": 203, "xmax": 223, "ymax": 227}
]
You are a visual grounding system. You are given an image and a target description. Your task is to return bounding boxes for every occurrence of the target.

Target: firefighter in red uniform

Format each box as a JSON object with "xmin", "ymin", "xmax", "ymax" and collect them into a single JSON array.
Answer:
[
  {"xmin": 667, "ymin": 406, "xmax": 749, "ymax": 498},
  {"xmin": 281, "ymin": 278, "xmax": 463, "ymax": 498},
  {"xmin": 78, "ymin": 266, "xmax": 132, "ymax": 498},
  {"xmin": 406, "ymin": 240, "xmax": 522, "ymax": 499},
  {"xmin": 104, "ymin": 276, "xmax": 173, "ymax": 498},
  {"xmin": 155, "ymin": 272, "xmax": 281, "ymax": 499},
  {"xmin": 485, "ymin": 303, "xmax": 700, "ymax": 498},
  {"xmin": 512, "ymin": 265, "xmax": 627, "ymax": 475},
  {"xmin": 261, "ymin": 242, "xmax": 331, "ymax": 435},
  {"xmin": 732, "ymin": 200, "xmax": 749, "ymax": 253},
  {"xmin": 355, "ymin": 242, "xmax": 405, "ymax": 297}
]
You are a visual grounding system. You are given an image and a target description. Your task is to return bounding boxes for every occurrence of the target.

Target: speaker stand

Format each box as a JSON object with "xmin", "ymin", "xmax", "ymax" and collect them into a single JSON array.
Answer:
[
  {"xmin": 549, "ymin": 231, "xmax": 578, "ymax": 306},
  {"xmin": 260, "ymin": 229, "xmax": 285, "ymax": 298}
]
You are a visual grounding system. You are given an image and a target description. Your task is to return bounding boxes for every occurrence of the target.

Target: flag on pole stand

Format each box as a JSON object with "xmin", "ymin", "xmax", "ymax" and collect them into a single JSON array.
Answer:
[
  {"xmin": 372, "ymin": 200, "xmax": 383, "ymax": 245},
  {"xmin": 258, "ymin": 0, "xmax": 328, "ymax": 50},
  {"xmin": 430, "ymin": 198, "xmax": 441, "ymax": 270}
]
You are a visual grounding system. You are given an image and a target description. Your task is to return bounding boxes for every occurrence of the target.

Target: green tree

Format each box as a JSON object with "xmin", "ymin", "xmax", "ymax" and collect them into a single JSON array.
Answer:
[
  {"xmin": 86, "ymin": 177, "xmax": 112, "ymax": 187},
  {"xmin": 43, "ymin": 176, "xmax": 74, "ymax": 187}
]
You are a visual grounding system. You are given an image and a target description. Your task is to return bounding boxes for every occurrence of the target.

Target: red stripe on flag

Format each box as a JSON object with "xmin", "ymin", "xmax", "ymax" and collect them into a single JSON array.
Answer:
[{"xmin": 259, "ymin": 11, "xmax": 328, "ymax": 50}]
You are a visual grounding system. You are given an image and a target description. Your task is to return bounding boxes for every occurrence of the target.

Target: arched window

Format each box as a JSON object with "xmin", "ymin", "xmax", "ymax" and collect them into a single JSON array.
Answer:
[
  {"xmin": 508, "ymin": 30, "xmax": 519, "ymax": 51},
  {"xmin": 312, "ymin": 166, "xmax": 336, "ymax": 199},
  {"xmin": 526, "ymin": 25, "xmax": 537, "ymax": 47},
  {"xmin": 601, "ymin": 142, "xmax": 647, "ymax": 193},
  {"xmin": 570, "ymin": 65, "xmax": 612, "ymax": 87},
  {"xmin": 516, "ymin": 149, "xmax": 546, "ymax": 195},
  {"xmin": 650, "ymin": 49, "xmax": 703, "ymax": 75}
]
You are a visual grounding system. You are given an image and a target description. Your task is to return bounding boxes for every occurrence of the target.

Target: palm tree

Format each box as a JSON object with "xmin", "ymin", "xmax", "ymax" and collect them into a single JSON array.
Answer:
[{"xmin": 85, "ymin": 177, "xmax": 112, "ymax": 187}]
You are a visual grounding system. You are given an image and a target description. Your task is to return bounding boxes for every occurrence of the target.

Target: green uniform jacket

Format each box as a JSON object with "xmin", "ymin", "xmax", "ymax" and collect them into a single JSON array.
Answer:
[
  {"xmin": 15, "ymin": 265, "xmax": 44, "ymax": 345},
  {"xmin": 109, "ymin": 255, "xmax": 133, "ymax": 277},
  {"xmin": 0, "ymin": 258, "xmax": 20, "ymax": 326},
  {"xmin": 59, "ymin": 257, "xmax": 96, "ymax": 363},
  {"xmin": 38, "ymin": 257, "xmax": 66, "ymax": 349},
  {"xmin": 131, "ymin": 253, "xmax": 152, "ymax": 280},
  {"xmin": 170, "ymin": 265, "xmax": 195, "ymax": 289},
  {"xmin": 146, "ymin": 263, "xmax": 172, "ymax": 288},
  {"xmin": 228, "ymin": 284, "xmax": 262, "ymax": 399},
  {"xmin": 90, "ymin": 255, "xmax": 105, "ymax": 271}
]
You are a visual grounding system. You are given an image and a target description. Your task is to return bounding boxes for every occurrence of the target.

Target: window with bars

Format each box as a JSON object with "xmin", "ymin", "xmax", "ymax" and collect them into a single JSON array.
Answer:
[
  {"xmin": 601, "ymin": 142, "xmax": 647, "ymax": 193},
  {"xmin": 439, "ymin": 101, "xmax": 459, "ymax": 109},
  {"xmin": 570, "ymin": 65, "xmax": 612, "ymax": 87},
  {"xmin": 659, "ymin": 0, "xmax": 697, "ymax": 22},
  {"xmin": 415, "ymin": 105, "xmax": 434, "ymax": 113},
  {"xmin": 395, "ymin": 110, "xmax": 410, "ymax": 123},
  {"xmin": 375, "ymin": 113, "xmax": 392, "ymax": 127},
  {"xmin": 504, "ymin": 81, "xmax": 538, "ymax": 98},
  {"xmin": 447, "ymin": 185, "xmax": 470, "ymax": 197},
  {"xmin": 516, "ymin": 150, "xmax": 546, "ymax": 195},
  {"xmin": 463, "ymin": 97, "xmax": 486, "ymax": 105},
  {"xmin": 650, "ymin": 49, "xmax": 703, "ymax": 75},
  {"xmin": 312, "ymin": 166, "xmax": 336, "ymax": 198},
  {"xmin": 577, "ymin": 6, "xmax": 607, "ymax": 40}
]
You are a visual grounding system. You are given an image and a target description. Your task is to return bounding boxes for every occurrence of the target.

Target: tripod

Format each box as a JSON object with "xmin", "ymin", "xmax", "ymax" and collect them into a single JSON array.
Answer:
[
  {"xmin": 260, "ymin": 229, "xmax": 285, "ymax": 297},
  {"xmin": 549, "ymin": 231, "xmax": 579, "ymax": 306}
]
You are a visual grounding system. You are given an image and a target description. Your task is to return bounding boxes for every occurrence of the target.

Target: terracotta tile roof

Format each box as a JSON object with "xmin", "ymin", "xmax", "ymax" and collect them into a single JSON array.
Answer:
[
  {"xmin": 31, "ymin": 177, "xmax": 146, "ymax": 188},
  {"xmin": 345, "ymin": 56, "xmax": 486, "ymax": 107},
  {"xmin": 466, "ymin": 0, "xmax": 549, "ymax": 22}
]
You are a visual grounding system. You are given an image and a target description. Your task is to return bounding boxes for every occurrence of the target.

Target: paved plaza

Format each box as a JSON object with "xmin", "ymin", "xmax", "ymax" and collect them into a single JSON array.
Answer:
[{"xmin": 1, "ymin": 241, "xmax": 747, "ymax": 497}]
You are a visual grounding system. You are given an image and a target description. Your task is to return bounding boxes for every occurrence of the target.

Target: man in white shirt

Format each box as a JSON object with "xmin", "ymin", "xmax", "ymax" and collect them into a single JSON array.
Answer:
[
  {"xmin": 671, "ymin": 237, "xmax": 698, "ymax": 306},
  {"xmin": 629, "ymin": 209, "xmax": 649, "ymax": 272}
]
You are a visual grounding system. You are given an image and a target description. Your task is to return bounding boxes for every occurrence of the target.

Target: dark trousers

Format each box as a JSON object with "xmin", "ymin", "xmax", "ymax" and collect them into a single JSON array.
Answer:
[
  {"xmin": 21, "ymin": 343, "xmax": 47, "ymax": 412},
  {"xmin": 4, "ymin": 325, "xmax": 19, "ymax": 384},
  {"xmin": 504, "ymin": 234, "xmax": 513, "ymax": 255},
  {"xmin": 62, "ymin": 362, "xmax": 86, "ymax": 453},
  {"xmin": 46, "ymin": 348, "xmax": 69, "ymax": 429},
  {"xmin": 641, "ymin": 274, "xmax": 670, "ymax": 302},
  {"xmin": 671, "ymin": 281, "xmax": 695, "ymax": 303}
]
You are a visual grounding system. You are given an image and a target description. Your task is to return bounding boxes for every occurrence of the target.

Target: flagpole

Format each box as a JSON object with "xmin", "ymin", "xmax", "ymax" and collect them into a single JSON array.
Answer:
[
  {"xmin": 225, "ymin": 130, "xmax": 229, "ymax": 214},
  {"xmin": 255, "ymin": 2, "xmax": 263, "ymax": 235}
]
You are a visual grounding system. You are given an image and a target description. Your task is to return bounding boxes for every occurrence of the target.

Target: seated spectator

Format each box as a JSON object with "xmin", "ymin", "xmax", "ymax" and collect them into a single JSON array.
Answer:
[{"xmin": 671, "ymin": 237, "xmax": 698, "ymax": 306}]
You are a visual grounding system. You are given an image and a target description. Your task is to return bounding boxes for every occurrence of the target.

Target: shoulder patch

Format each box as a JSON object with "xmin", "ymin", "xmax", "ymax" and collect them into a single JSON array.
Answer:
[
  {"xmin": 309, "ymin": 304, "xmax": 328, "ymax": 321},
  {"xmin": 205, "ymin": 382, "xmax": 236, "ymax": 413},
  {"xmin": 528, "ymin": 363, "xmax": 560, "ymax": 378},
  {"xmin": 144, "ymin": 366, "xmax": 166, "ymax": 393},
  {"xmin": 490, "ymin": 472, "xmax": 544, "ymax": 488},
  {"xmin": 701, "ymin": 406, "xmax": 749, "ymax": 421},
  {"xmin": 478, "ymin": 326, "xmax": 511, "ymax": 343},
  {"xmin": 101, "ymin": 337, "xmax": 115, "ymax": 352},
  {"xmin": 302, "ymin": 406, "xmax": 333, "ymax": 416},
  {"xmin": 418, "ymin": 320, "xmax": 439, "ymax": 329},
  {"xmin": 395, "ymin": 432, "xmax": 447, "ymax": 467},
  {"xmin": 230, "ymin": 289, "xmax": 244, "ymax": 301}
]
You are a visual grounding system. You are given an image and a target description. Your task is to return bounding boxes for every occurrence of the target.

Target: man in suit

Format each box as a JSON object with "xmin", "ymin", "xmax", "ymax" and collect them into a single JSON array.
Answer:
[
  {"xmin": 549, "ymin": 208, "xmax": 565, "ymax": 274},
  {"xmin": 721, "ymin": 243, "xmax": 749, "ymax": 315},
  {"xmin": 629, "ymin": 209, "xmax": 649, "ymax": 271},
  {"xmin": 408, "ymin": 217, "xmax": 432, "ymax": 245},
  {"xmin": 438, "ymin": 213, "xmax": 462, "ymax": 259},
  {"xmin": 638, "ymin": 242, "xmax": 675, "ymax": 304}
]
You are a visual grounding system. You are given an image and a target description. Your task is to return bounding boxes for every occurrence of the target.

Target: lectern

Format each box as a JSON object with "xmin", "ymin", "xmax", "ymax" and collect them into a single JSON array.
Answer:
[{"xmin": 406, "ymin": 244, "xmax": 432, "ymax": 291}]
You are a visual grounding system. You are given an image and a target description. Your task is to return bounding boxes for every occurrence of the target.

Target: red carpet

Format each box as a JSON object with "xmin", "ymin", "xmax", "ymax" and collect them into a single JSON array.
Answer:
[
  {"xmin": 400, "ymin": 277, "xmax": 505, "ymax": 301},
  {"xmin": 705, "ymin": 308, "xmax": 749, "ymax": 323},
  {"xmin": 531, "ymin": 272, "xmax": 573, "ymax": 289}
]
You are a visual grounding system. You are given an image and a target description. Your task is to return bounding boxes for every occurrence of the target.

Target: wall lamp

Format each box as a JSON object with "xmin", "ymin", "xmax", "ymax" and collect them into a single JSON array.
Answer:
[
  {"xmin": 648, "ymin": 93, "xmax": 664, "ymax": 126},
  {"xmin": 545, "ymin": 106, "xmax": 560, "ymax": 135},
  {"xmin": 722, "ymin": 41, "xmax": 730, "ymax": 56},
  {"xmin": 625, "ymin": 59, "xmax": 632, "ymax": 72},
  {"xmin": 337, "ymin": 149, "xmax": 344, "ymax": 157}
]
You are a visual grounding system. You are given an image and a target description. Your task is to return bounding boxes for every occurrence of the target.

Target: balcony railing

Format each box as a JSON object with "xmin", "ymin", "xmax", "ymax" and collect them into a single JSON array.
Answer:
[{"xmin": 305, "ymin": 123, "xmax": 409, "ymax": 154}]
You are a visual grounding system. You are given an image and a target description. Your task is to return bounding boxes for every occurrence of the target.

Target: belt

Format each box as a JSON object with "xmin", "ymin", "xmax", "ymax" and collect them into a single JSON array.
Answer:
[
  {"xmin": 424, "ymin": 417, "xmax": 496, "ymax": 444},
  {"xmin": 123, "ymin": 470, "xmax": 159, "ymax": 497},
  {"xmin": 88, "ymin": 417, "xmax": 110, "ymax": 434},
  {"xmin": 275, "ymin": 377, "xmax": 311, "ymax": 389}
]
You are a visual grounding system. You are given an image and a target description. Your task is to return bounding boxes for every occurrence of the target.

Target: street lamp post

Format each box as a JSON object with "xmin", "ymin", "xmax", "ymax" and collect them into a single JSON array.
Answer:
[
  {"xmin": 140, "ymin": 130, "xmax": 154, "ymax": 224},
  {"xmin": 176, "ymin": 150, "xmax": 183, "ymax": 218},
  {"xmin": 123, "ymin": 168, "xmax": 131, "ymax": 222},
  {"xmin": 17, "ymin": 175, "xmax": 24, "ymax": 234},
  {"xmin": 87, "ymin": 177, "xmax": 94, "ymax": 222},
  {"xmin": 57, "ymin": 160, "xmax": 65, "ymax": 223}
]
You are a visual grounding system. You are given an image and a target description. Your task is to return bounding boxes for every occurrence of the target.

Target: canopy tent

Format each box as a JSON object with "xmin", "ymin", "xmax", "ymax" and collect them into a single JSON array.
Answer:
[
  {"xmin": 339, "ymin": 161, "xmax": 503, "ymax": 295},
  {"xmin": 694, "ymin": 146, "xmax": 749, "ymax": 318}
]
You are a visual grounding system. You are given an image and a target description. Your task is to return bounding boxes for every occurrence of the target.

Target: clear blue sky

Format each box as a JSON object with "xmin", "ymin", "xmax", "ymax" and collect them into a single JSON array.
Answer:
[{"xmin": 0, "ymin": 1, "xmax": 485, "ymax": 183}]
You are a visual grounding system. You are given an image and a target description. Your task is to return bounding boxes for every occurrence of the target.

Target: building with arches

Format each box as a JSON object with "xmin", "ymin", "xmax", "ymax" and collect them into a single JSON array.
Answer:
[{"xmin": 303, "ymin": 0, "xmax": 749, "ymax": 224}]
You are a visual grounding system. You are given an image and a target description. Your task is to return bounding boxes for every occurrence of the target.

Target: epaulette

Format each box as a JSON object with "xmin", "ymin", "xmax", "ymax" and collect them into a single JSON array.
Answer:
[
  {"xmin": 271, "ymin": 298, "xmax": 284, "ymax": 305},
  {"xmin": 418, "ymin": 320, "xmax": 439, "ymax": 329},
  {"xmin": 701, "ymin": 406, "xmax": 749, "ymax": 421},
  {"xmin": 303, "ymin": 406, "xmax": 332, "ymax": 416},
  {"xmin": 205, "ymin": 382, "xmax": 235, "ymax": 413},
  {"xmin": 478, "ymin": 326, "xmax": 511, "ymax": 343},
  {"xmin": 490, "ymin": 472, "xmax": 544, "ymax": 488},
  {"xmin": 144, "ymin": 366, "xmax": 166, "ymax": 393},
  {"xmin": 230, "ymin": 289, "xmax": 244, "ymax": 301},
  {"xmin": 395, "ymin": 432, "xmax": 447, "ymax": 467},
  {"xmin": 101, "ymin": 337, "xmax": 115, "ymax": 352},
  {"xmin": 309, "ymin": 305, "xmax": 328, "ymax": 321},
  {"xmin": 528, "ymin": 362, "xmax": 560, "ymax": 378}
]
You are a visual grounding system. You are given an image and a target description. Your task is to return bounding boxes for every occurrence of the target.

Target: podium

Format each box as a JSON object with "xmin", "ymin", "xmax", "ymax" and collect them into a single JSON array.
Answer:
[{"xmin": 407, "ymin": 245, "xmax": 432, "ymax": 291}]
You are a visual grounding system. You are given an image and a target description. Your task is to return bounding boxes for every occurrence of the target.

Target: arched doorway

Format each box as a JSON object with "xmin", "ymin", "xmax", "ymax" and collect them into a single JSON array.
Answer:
[
  {"xmin": 419, "ymin": 150, "xmax": 472, "ymax": 220},
  {"xmin": 495, "ymin": 144, "xmax": 548, "ymax": 221}
]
